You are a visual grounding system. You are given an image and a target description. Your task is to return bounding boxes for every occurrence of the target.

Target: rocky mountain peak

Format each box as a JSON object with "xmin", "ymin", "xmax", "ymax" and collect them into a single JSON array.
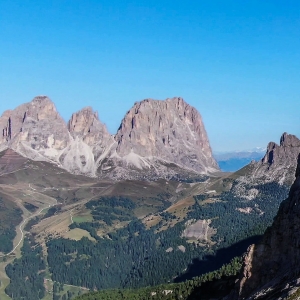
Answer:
[
  {"xmin": 228, "ymin": 133, "xmax": 300, "ymax": 198},
  {"xmin": 31, "ymin": 95, "xmax": 53, "ymax": 105},
  {"xmin": 262, "ymin": 133, "xmax": 300, "ymax": 168},
  {"xmin": 115, "ymin": 97, "xmax": 218, "ymax": 173},
  {"xmin": 68, "ymin": 106, "xmax": 101, "ymax": 137},
  {"xmin": 0, "ymin": 95, "xmax": 218, "ymax": 179},
  {"xmin": 280, "ymin": 132, "xmax": 300, "ymax": 147},
  {"xmin": 228, "ymin": 153, "xmax": 300, "ymax": 299},
  {"xmin": 25, "ymin": 96, "xmax": 61, "ymax": 121},
  {"xmin": 0, "ymin": 96, "xmax": 70, "ymax": 161},
  {"xmin": 65, "ymin": 106, "xmax": 114, "ymax": 167}
]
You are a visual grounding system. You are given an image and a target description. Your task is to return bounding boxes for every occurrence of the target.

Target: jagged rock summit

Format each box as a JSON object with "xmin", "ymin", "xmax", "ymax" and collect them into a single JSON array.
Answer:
[
  {"xmin": 61, "ymin": 106, "xmax": 115, "ymax": 175},
  {"xmin": 229, "ymin": 133, "xmax": 300, "ymax": 201},
  {"xmin": 0, "ymin": 96, "xmax": 70, "ymax": 161},
  {"xmin": 263, "ymin": 132, "xmax": 300, "ymax": 166},
  {"xmin": 0, "ymin": 96, "xmax": 219, "ymax": 179},
  {"xmin": 227, "ymin": 154, "xmax": 300, "ymax": 299},
  {"xmin": 256, "ymin": 132, "xmax": 300, "ymax": 185},
  {"xmin": 115, "ymin": 97, "xmax": 218, "ymax": 173}
]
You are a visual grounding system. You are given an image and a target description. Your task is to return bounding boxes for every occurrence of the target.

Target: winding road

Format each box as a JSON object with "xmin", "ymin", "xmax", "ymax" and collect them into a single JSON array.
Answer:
[{"xmin": 0, "ymin": 200, "xmax": 57, "ymax": 257}]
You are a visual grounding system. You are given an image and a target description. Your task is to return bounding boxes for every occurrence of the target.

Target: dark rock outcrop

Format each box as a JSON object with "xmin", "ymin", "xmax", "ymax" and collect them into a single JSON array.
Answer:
[
  {"xmin": 262, "ymin": 132, "xmax": 300, "ymax": 166},
  {"xmin": 230, "ymin": 133, "xmax": 300, "ymax": 201},
  {"xmin": 228, "ymin": 153, "xmax": 300, "ymax": 299}
]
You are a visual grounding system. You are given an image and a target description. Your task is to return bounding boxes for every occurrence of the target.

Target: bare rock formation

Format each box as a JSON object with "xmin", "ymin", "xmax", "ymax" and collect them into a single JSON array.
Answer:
[
  {"xmin": 259, "ymin": 132, "xmax": 300, "ymax": 182},
  {"xmin": 228, "ymin": 154, "xmax": 300, "ymax": 299},
  {"xmin": 114, "ymin": 97, "xmax": 218, "ymax": 173},
  {"xmin": 68, "ymin": 107, "xmax": 114, "ymax": 160},
  {"xmin": 255, "ymin": 132, "xmax": 300, "ymax": 184},
  {"xmin": 0, "ymin": 96, "xmax": 218, "ymax": 179},
  {"xmin": 60, "ymin": 107, "xmax": 115, "ymax": 175},
  {"xmin": 231, "ymin": 133, "xmax": 300, "ymax": 200},
  {"xmin": 182, "ymin": 219, "xmax": 216, "ymax": 242},
  {"xmin": 261, "ymin": 133, "xmax": 300, "ymax": 180},
  {"xmin": 0, "ymin": 96, "xmax": 70, "ymax": 162}
]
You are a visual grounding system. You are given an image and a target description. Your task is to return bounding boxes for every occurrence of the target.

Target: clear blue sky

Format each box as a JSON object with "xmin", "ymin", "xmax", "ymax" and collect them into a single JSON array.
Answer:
[{"xmin": 1, "ymin": 1, "xmax": 299, "ymax": 151}]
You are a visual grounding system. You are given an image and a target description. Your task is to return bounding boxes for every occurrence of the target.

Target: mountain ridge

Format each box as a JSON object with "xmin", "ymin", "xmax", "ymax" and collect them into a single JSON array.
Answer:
[
  {"xmin": 226, "ymin": 152, "xmax": 300, "ymax": 299},
  {"xmin": 0, "ymin": 132, "xmax": 299, "ymax": 299},
  {"xmin": 0, "ymin": 96, "xmax": 219, "ymax": 180}
]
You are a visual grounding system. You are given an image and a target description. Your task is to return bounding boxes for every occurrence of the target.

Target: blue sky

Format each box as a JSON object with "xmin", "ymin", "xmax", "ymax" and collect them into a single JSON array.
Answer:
[{"xmin": 1, "ymin": 1, "xmax": 299, "ymax": 151}]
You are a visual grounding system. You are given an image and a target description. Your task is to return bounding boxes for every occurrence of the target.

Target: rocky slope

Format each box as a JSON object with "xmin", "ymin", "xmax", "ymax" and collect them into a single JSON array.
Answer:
[
  {"xmin": 0, "ymin": 96, "xmax": 70, "ymax": 161},
  {"xmin": 0, "ymin": 96, "xmax": 218, "ymax": 179},
  {"xmin": 61, "ymin": 107, "xmax": 115, "ymax": 175},
  {"xmin": 260, "ymin": 133, "xmax": 300, "ymax": 183},
  {"xmin": 115, "ymin": 97, "xmax": 218, "ymax": 172},
  {"xmin": 227, "ymin": 153, "xmax": 300, "ymax": 300},
  {"xmin": 229, "ymin": 133, "xmax": 300, "ymax": 200}
]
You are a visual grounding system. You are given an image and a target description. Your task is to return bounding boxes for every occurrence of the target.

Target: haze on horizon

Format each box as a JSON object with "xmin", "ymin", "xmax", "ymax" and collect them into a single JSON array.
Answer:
[{"xmin": 1, "ymin": 1, "xmax": 299, "ymax": 152}]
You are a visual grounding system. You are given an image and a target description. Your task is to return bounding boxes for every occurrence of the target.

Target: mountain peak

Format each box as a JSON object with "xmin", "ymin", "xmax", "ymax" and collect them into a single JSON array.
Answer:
[
  {"xmin": 262, "ymin": 133, "xmax": 300, "ymax": 167},
  {"xmin": 0, "ymin": 95, "xmax": 69, "ymax": 160},
  {"xmin": 230, "ymin": 153, "xmax": 300, "ymax": 299},
  {"xmin": 280, "ymin": 132, "xmax": 300, "ymax": 147},
  {"xmin": 115, "ymin": 97, "xmax": 219, "ymax": 173},
  {"xmin": 67, "ymin": 106, "xmax": 111, "ymax": 146},
  {"xmin": 0, "ymin": 96, "xmax": 218, "ymax": 178},
  {"xmin": 31, "ymin": 95, "xmax": 52, "ymax": 103},
  {"xmin": 68, "ymin": 106, "xmax": 100, "ymax": 135}
]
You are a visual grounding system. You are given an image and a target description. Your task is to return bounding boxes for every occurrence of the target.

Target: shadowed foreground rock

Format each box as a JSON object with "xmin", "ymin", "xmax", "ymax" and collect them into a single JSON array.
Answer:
[{"xmin": 227, "ymin": 154, "xmax": 300, "ymax": 299}]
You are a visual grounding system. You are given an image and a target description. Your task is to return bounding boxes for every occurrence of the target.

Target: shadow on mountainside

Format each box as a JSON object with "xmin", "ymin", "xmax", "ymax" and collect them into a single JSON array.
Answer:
[
  {"xmin": 174, "ymin": 235, "xmax": 262, "ymax": 283},
  {"xmin": 186, "ymin": 275, "xmax": 237, "ymax": 300}
]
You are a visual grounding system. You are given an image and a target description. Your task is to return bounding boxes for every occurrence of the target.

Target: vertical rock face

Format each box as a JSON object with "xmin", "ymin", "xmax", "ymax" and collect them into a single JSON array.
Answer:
[
  {"xmin": 259, "ymin": 133, "xmax": 300, "ymax": 185},
  {"xmin": 0, "ymin": 96, "xmax": 218, "ymax": 178},
  {"xmin": 115, "ymin": 97, "xmax": 218, "ymax": 173},
  {"xmin": 262, "ymin": 132, "xmax": 300, "ymax": 166},
  {"xmin": 0, "ymin": 96, "xmax": 70, "ymax": 160},
  {"xmin": 0, "ymin": 110, "xmax": 12, "ymax": 145},
  {"xmin": 68, "ymin": 107, "xmax": 114, "ymax": 160},
  {"xmin": 229, "ymin": 154, "xmax": 300, "ymax": 299},
  {"xmin": 60, "ymin": 107, "xmax": 115, "ymax": 175},
  {"xmin": 231, "ymin": 133, "xmax": 300, "ymax": 193}
]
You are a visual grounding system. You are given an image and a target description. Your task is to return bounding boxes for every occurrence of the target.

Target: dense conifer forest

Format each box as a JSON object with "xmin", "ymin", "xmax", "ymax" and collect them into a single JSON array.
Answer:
[
  {"xmin": 0, "ymin": 197, "xmax": 22, "ymax": 253},
  {"xmin": 191, "ymin": 182, "xmax": 289, "ymax": 248},
  {"xmin": 46, "ymin": 182, "xmax": 288, "ymax": 291},
  {"xmin": 74, "ymin": 257, "xmax": 242, "ymax": 300},
  {"xmin": 5, "ymin": 236, "xmax": 45, "ymax": 299},
  {"xmin": 3, "ymin": 181, "xmax": 289, "ymax": 299}
]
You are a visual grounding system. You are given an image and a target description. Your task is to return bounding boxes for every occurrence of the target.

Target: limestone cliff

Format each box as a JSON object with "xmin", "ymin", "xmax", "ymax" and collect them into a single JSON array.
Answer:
[
  {"xmin": 0, "ymin": 96, "xmax": 218, "ymax": 179},
  {"xmin": 261, "ymin": 132, "xmax": 300, "ymax": 183},
  {"xmin": 228, "ymin": 154, "xmax": 300, "ymax": 299},
  {"xmin": 60, "ymin": 107, "xmax": 115, "ymax": 175},
  {"xmin": 114, "ymin": 97, "xmax": 218, "ymax": 173},
  {"xmin": 67, "ymin": 106, "xmax": 113, "ymax": 160},
  {"xmin": 0, "ymin": 96, "xmax": 70, "ymax": 161},
  {"xmin": 230, "ymin": 133, "xmax": 300, "ymax": 201}
]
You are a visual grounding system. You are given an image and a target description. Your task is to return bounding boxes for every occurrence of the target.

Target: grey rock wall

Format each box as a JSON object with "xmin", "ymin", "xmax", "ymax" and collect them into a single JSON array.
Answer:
[
  {"xmin": 0, "ymin": 96, "xmax": 219, "ymax": 179},
  {"xmin": 228, "ymin": 154, "xmax": 300, "ymax": 299},
  {"xmin": 115, "ymin": 97, "xmax": 218, "ymax": 173}
]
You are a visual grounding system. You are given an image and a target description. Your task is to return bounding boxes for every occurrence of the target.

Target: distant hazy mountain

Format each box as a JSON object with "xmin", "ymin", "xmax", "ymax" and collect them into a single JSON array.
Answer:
[{"xmin": 214, "ymin": 148, "xmax": 266, "ymax": 172}]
